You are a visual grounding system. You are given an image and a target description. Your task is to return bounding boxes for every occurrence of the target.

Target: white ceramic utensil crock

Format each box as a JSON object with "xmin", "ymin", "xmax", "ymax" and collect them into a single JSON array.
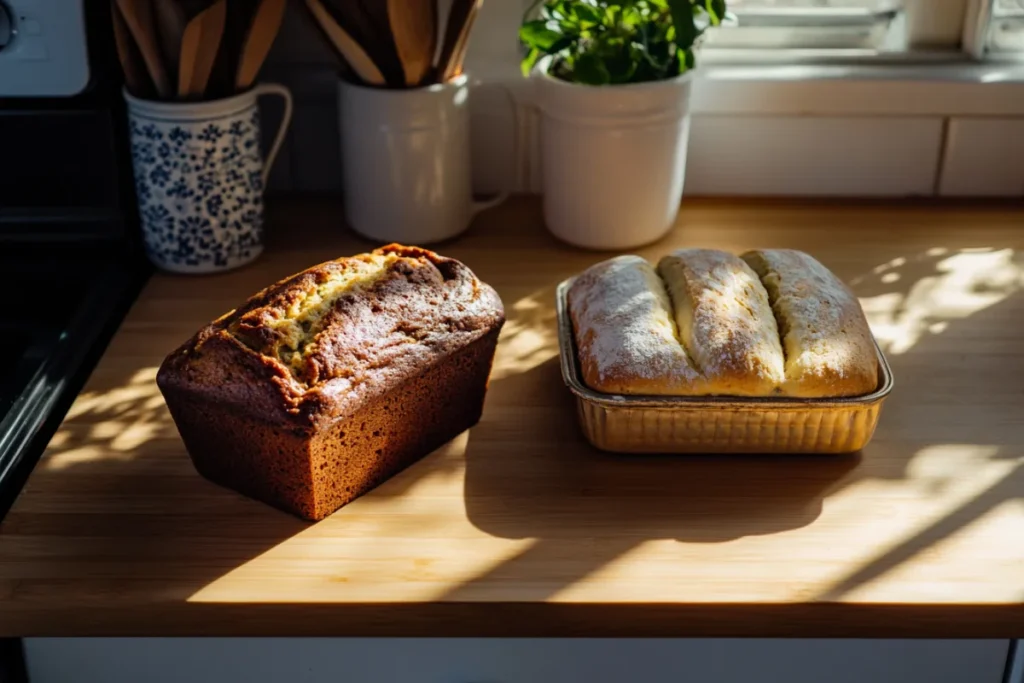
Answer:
[{"xmin": 337, "ymin": 74, "xmax": 508, "ymax": 245}]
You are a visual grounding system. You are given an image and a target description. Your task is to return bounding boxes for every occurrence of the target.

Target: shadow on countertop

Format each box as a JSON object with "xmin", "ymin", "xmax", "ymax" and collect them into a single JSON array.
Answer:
[{"xmin": 447, "ymin": 243, "xmax": 1024, "ymax": 603}]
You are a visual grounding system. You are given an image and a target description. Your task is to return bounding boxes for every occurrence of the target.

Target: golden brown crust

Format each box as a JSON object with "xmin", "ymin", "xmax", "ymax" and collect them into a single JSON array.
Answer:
[
  {"xmin": 741, "ymin": 249, "xmax": 878, "ymax": 398},
  {"xmin": 159, "ymin": 244, "xmax": 505, "ymax": 425},
  {"xmin": 567, "ymin": 255, "xmax": 702, "ymax": 395},
  {"xmin": 569, "ymin": 250, "xmax": 879, "ymax": 399},
  {"xmin": 657, "ymin": 249, "xmax": 785, "ymax": 396},
  {"xmin": 157, "ymin": 245, "xmax": 505, "ymax": 519}
]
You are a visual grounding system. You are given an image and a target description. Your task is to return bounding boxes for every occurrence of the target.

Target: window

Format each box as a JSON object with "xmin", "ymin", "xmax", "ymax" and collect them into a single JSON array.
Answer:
[
  {"xmin": 962, "ymin": 0, "xmax": 1024, "ymax": 58},
  {"xmin": 507, "ymin": 0, "xmax": 1024, "ymax": 65},
  {"xmin": 704, "ymin": 0, "xmax": 1024, "ymax": 59},
  {"xmin": 987, "ymin": 0, "xmax": 1024, "ymax": 54},
  {"xmin": 704, "ymin": 0, "xmax": 906, "ymax": 51}
]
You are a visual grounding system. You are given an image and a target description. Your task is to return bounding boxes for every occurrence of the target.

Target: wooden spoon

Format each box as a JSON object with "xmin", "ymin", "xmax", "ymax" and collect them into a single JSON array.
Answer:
[
  {"xmin": 178, "ymin": 0, "xmax": 227, "ymax": 98},
  {"xmin": 152, "ymin": 0, "xmax": 187, "ymax": 85},
  {"xmin": 437, "ymin": 0, "xmax": 482, "ymax": 82},
  {"xmin": 305, "ymin": 0, "xmax": 385, "ymax": 86},
  {"xmin": 235, "ymin": 0, "xmax": 288, "ymax": 89},
  {"xmin": 116, "ymin": 0, "xmax": 173, "ymax": 98},
  {"xmin": 111, "ymin": 0, "xmax": 152, "ymax": 96},
  {"xmin": 327, "ymin": 0, "xmax": 405, "ymax": 87},
  {"xmin": 205, "ymin": 0, "xmax": 252, "ymax": 100},
  {"xmin": 387, "ymin": 0, "xmax": 436, "ymax": 87}
]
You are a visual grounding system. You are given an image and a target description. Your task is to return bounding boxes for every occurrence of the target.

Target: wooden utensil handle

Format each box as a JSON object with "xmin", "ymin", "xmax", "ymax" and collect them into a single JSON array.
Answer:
[
  {"xmin": 304, "ymin": 0, "xmax": 386, "ymax": 86},
  {"xmin": 116, "ymin": 0, "xmax": 173, "ymax": 97}
]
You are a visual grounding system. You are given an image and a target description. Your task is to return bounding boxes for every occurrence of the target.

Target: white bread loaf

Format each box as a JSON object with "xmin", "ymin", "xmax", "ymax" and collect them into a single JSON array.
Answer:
[
  {"xmin": 741, "ymin": 249, "xmax": 878, "ymax": 398},
  {"xmin": 568, "ymin": 249, "xmax": 879, "ymax": 398},
  {"xmin": 657, "ymin": 249, "xmax": 785, "ymax": 396},
  {"xmin": 567, "ymin": 255, "xmax": 702, "ymax": 395}
]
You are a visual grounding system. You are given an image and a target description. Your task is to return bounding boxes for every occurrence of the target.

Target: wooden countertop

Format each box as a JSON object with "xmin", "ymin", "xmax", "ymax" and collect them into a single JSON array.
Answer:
[{"xmin": 2, "ymin": 197, "xmax": 1023, "ymax": 638}]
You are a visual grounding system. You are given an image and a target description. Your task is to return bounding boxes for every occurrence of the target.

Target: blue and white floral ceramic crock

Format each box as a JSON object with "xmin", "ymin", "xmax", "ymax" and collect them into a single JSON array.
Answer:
[{"xmin": 125, "ymin": 84, "xmax": 292, "ymax": 274}]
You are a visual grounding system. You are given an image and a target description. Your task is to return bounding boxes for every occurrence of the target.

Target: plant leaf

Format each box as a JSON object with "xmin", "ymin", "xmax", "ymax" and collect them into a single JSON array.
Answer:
[
  {"xmin": 574, "ymin": 52, "xmax": 611, "ymax": 85},
  {"xmin": 667, "ymin": 0, "xmax": 700, "ymax": 49},
  {"xmin": 519, "ymin": 20, "xmax": 566, "ymax": 51},
  {"xmin": 522, "ymin": 0, "xmax": 711, "ymax": 85},
  {"xmin": 521, "ymin": 48, "xmax": 542, "ymax": 77},
  {"xmin": 706, "ymin": 0, "xmax": 727, "ymax": 25},
  {"xmin": 681, "ymin": 47, "xmax": 695, "ymax": 71},
  {"xmin": 574, "ymin": 3, "xmax": 601, "ymax": 24}
]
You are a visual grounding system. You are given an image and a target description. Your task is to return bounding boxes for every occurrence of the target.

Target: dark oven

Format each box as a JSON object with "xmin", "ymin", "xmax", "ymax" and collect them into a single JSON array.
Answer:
[{"xmin": 0, "ymin": 0, "xmax": 148, "ymax": 519}]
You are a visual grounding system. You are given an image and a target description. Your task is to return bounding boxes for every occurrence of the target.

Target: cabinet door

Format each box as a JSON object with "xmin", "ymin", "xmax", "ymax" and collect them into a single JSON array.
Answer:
[
  {"xmin": 939, "ymin": 118, "xmax": 1024, "ymax": 197},
  {"xmin": 684, "ymin": 116, "xmax": 943, "ymax": 197},
  {"xmin": 25, "ymin": 637, "xmax": 1010, "ymax": 683}
]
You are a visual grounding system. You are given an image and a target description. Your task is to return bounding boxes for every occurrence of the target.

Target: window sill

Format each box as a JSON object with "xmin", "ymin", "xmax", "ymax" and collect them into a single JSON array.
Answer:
[{"xmin": 470, "ymin": 55, "xmax": 1024, "ymax": 116}]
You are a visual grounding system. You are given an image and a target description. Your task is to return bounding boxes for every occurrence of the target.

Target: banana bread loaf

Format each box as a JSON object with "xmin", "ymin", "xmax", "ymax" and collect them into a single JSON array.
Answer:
[
  {"xmin": 568, "ymin": 248, "xmax": 878, "ymax": 398},
  {"xmin": 157, "ymin": 244, "xmax": 505, "ymax": 521}
]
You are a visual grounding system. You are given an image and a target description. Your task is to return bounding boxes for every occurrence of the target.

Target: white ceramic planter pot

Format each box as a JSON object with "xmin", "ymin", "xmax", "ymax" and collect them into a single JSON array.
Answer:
[{"xmin": 534, "ymin": 66, "xmax": 693, "ymax": 250}]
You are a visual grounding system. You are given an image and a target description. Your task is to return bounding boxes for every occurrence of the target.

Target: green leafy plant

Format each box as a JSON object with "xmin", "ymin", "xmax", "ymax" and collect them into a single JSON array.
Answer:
[{"xmin": 520, "ymin": 0, "xmax": 727, "ymax": 85}]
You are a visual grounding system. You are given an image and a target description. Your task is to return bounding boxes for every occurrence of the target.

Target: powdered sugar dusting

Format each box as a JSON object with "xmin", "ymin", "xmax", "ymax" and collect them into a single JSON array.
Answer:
[
  {"xmin": 748, "ymin": 249, "xmax": 875, "ymax": 383},
  {"xmin": 569, "ymin": 256, "xmax": 698, "ymax": 388},
  {"xmin": 660, "ymin": 249, "xmax": 785, "ymax": 385}
]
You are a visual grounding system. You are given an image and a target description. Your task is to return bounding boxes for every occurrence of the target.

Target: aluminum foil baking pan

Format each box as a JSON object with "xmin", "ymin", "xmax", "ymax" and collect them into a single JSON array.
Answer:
[{"xmin": 556, "ymin": 279, "xmax": 893, "ymax": 455}]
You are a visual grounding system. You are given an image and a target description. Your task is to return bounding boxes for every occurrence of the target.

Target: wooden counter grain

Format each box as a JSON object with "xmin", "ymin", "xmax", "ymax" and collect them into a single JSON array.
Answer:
[{"xmin": 2, "ymin": 197, "xmax": 1023, "ymax": 637}]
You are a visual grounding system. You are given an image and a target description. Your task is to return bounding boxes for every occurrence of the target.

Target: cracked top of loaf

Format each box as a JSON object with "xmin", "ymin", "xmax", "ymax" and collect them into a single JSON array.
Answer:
[
  {"xmin": 157, "ymin": 245, "xmax": 505, "ymax": 427},
  {"xmin": 568, "ymin": 248, "xmax": 878, "ymax": 398}
]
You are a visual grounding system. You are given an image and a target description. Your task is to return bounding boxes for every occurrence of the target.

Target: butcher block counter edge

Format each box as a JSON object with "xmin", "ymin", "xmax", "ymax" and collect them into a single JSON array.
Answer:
[{"xmin": 3, "ymin": 602, "xmax": 1024, "ymax": 638}]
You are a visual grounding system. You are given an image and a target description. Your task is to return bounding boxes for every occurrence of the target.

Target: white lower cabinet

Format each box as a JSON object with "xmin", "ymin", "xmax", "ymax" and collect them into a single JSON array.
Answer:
[
  {"xmin": 939, "ymin": 117, "xmax": 1024, "ymax": 197},
  {"xmin": 683, "ymin": 116, "xmax": 944, "ymax": 198},
  {"xmin": 24, "ymin": 637, "xmax": 1010, "ymax": 683}
]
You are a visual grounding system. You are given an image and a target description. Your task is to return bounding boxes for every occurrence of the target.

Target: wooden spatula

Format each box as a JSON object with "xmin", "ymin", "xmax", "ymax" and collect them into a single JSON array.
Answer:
[
  {"xmin": 152, "ymin": 0, "xmax": 187, "ymax": 85},
  {"xmin": 437, "ymin": 0, "xmax": 483, "ymax": 83},
  {"xmin": 116, "ymin": 0, "xmax": 173, "ymax": 98},
  {"xmin": 387, "ymin": 0, "xmax": 436, "ymax": 87},
  {"xmin": 178, "ymin": 0, "xmax": 227, "ymax": 98},
  {"xmin": 111, "ymin": 0, "xmax": 153, "ymax": 96},
  {"xmin": 305, "ymin": 0, "xmax": 385, "ymax": 86},
  {"xmin": 327, "ymin": 0, "xmax": 405, "ymax": 87},
  {"xmin": 204, "ymin": 0, "xmax": 250, "ymax": 100},
  {"xmin": 235, "ymin": 0, "xmax": 288, "ymax": 89}
]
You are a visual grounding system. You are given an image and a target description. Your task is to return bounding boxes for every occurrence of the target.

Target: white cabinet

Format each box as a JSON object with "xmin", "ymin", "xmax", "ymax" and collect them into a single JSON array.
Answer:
[
  {"xmin": 939, "ymin": 117, "xmax": 1024, "ymax": 197},
  {"xmin": 684, "ymin": 116, "xmax": 943, "ymax": 197},
  {"xmin": 24, "ymin": 638, "xmax": 1010, "ymax": 683}
]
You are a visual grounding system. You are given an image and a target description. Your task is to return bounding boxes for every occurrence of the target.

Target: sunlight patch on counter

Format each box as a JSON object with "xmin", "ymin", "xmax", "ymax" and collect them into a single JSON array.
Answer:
[
  {"xmin": 836, "ymin": 498, "xmax": 1024, "ymax": 603},
  {"xmin": 44, "ymin": 446, "xmax": 132, "ymax": 470},
  {"xmin": 491, "ymin": 288, "xmax": 560, "ymax": 380},
  {"xmin": 857, "ymin": 249, "xmax": 1023, "ymax": 355},
  {"xmin": 809, "ymin": 444, "xmax": 1023, "ymax": 602},
  {"xmin": 188, "ymin": 536, "xmax": 536, "ymax": 603},
  {"xmin": 65, "ymin": 367, "xmax": 163, "ymax": 420}
]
